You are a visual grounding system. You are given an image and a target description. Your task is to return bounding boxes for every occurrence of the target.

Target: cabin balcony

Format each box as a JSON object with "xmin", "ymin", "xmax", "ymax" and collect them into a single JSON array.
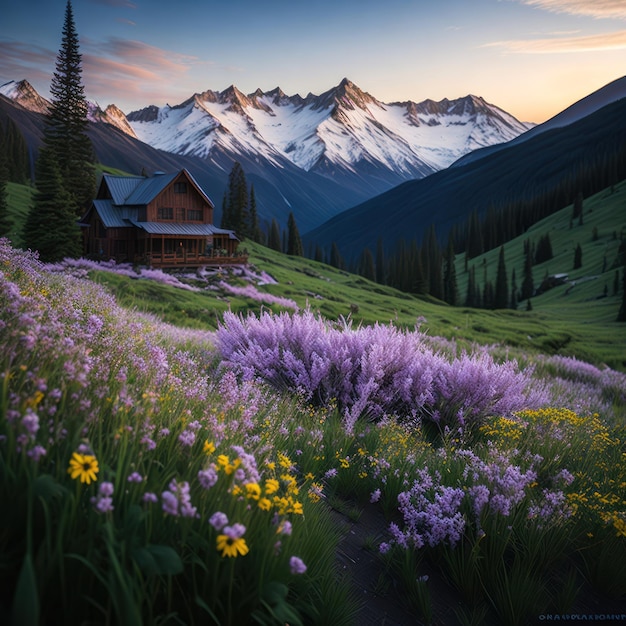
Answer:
[{"xmin": 139, "ymin": 250, "xmax": 248, "ymax": 269}]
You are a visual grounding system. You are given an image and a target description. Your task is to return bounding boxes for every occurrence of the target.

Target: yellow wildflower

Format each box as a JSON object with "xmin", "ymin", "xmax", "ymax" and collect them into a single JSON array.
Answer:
[
  {"xmin": 264, "ymin": 478, "xmax": 280, "ymax": 495},
  {"xmin": 216, "ymin": 534, "xmax": 249, "ymax": 558},
  {"xmin": 67, "ymin": 452, "xmax": 99, "ymax": 485},
  {"xmin": 245, "ymin": 483, "xmax": 261, "ymax": 501}
]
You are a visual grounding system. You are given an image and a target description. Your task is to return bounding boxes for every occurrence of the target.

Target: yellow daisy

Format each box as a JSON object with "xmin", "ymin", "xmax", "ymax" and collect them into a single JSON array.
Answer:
[
  {"xmin": 216, "ymin": 534, "xmax": 249, "ymax": 558},
  {"xmin": 67, "ymin": 452, "xmax": 99, "ymax": 485}
]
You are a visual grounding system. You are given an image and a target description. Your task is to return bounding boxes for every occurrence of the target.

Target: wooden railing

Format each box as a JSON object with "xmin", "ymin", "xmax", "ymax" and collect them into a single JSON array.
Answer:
[{"xmin": 140, "ymin": 252, "xmax": 248, "ymax": 268}]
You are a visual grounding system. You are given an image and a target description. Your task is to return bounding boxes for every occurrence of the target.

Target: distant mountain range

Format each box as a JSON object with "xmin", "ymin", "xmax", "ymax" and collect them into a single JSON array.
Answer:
[
  {"xmin": 0, "ymin": 78, "xmax": 531, "ymax": 231},
  {"xmin": 304, "ymin": 76, "xmax": 626, "ymax": 261}
]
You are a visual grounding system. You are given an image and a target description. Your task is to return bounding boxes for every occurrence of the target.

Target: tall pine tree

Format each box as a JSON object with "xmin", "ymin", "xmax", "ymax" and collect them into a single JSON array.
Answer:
[
  {"xmin": 286, "ymin": 212, "xmax": 303, "ymax": 256},
  {"xmin": 44, "ymin": 0, "xmax": 95, "ymax": 215},
  {"xmin": 248, "ymin": 184, "xmax": 262, "ymax": 243},
  {"xmin": 521, "ymin": 242, "xmax": 534, "ymax": 301},
  {"xmin": 22, "ymin": 145, "xmax": 82, "ymax": 261},
  {"xmin": 222, "ymin": 162, "xmax": 250, "ymax": 236},
  {"xmin": 494, "ymin": 246, "xmax": 509, "ymax": 309},
  {"xmin": 443, "ymin": 239, "xmax": 458, "ymax": 305},
  {"xmin": 359, "ymin": 247, "xmax": 376, "ymax": 281},
  {"xmin": 267, "ymin": 218, "xmax": 282, "ymax": 252}
]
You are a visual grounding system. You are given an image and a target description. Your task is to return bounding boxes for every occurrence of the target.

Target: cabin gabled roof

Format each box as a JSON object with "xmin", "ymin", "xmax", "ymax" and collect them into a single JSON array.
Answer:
[
  {"xmin": 100, "ymin": 169, "xmax": 214, "ymax": 209},
  {"xmin": 101, "ymin": 175, "xmax": 145, "ymax": 205}
]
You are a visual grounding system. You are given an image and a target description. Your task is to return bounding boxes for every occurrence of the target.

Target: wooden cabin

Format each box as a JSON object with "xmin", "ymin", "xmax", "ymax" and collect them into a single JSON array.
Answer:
[{"xmin": 80, "ymin": 169, "xmax": 246, "ymax": 268}]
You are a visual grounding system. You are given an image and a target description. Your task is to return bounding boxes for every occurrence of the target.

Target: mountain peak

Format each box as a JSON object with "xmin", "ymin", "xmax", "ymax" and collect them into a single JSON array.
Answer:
[
  {"xmin": 313, "ymin": 77, "xmax": 380, "ymax": 115},
  {"xmin": 0, "ymin": 79, "xmax": 50, "ymax": 114}
]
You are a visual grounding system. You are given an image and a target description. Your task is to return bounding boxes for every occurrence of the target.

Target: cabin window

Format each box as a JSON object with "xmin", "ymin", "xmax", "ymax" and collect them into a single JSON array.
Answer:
[
  {"xmin": 187, "ymin": 209, "xmax": 202, "ymax": 221},
  {"xmin": 157, "ymin": 207, "xmax": 173, "ymax": 220},
  {"xmin": 174, "ymin": 182, "xmax": 187, "ymax": 194}
]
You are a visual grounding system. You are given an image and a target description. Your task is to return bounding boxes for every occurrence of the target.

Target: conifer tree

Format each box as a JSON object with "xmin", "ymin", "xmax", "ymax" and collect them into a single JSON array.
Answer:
[
  {"xmin": 572, "ymin": 192, "xmax": 583, "ymax": 221},
  {"xmin": 44, "ymin": 0, "xmax": 95, "ymax": 215},
  {"xmin": 494, "ymin": 246, "xmax": 509, "ymax": 309},
  {"xmin": 330, "ymin": 242, "xmax": 344, "ymax": 269},
  {"xmin": 267, "ymin": 218, "xmax": 281, "ymax": 252},
  {"xmin": 466, "ymin": 209, "xmax": 484, "ymax": 259},
  {"xmin": 425, "ymin": 225, "xmax": 443, "ymax": 300},
  {"xmin": 483, "ymin": 280, "xmax": 494, "ymax": 309},
  {"xmin": 376, "ymin": 237, "xmax": 386, "ymax": 284},
  {"xmin": 465, "ymin": 266, "xmax": 477, "ymax": 307},
  {"xmin": 223, "ymin": 162, "xmax": 249, "ymax": 236},
  {"xmin": 510, "ymin": 268, "xmax": 518, "ymax": 310},
  {"xmin": 286, "ymin": 212, "xmax": 303, "ymax": 256},
  {"xmin": 359, "ymin": 247, "xmax": 376, "ymax": 281},
  {"xmin": 248, "ymin": 184, "xmax": 262, "ymax": 243},
  {"xmin": 443, "ymin": 240, "xmax": 458, "ymax": 306},
  {"xmin": 22, "ymin": 145, "xmax": 82, "ymax": 261},
  {"xmin": 521, "ymin": 242, "xmax": 534, "ymax": 301},
  {"xmin": 220, "ymin": 192, "xmax": 230, "ymax": 229},
  {"xmin": 573, "ymin": 243, "xmax": 583, "ymax": 269}
]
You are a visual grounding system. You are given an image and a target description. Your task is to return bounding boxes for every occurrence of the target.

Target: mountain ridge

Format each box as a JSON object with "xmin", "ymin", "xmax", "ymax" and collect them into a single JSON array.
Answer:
[
  {"xmin": 124, "ymin": 77, "xmax": 532, "ymax": 181},
  {"xmin": 304, "ymin": 95, "xmax": 626, "ymax": 261}
]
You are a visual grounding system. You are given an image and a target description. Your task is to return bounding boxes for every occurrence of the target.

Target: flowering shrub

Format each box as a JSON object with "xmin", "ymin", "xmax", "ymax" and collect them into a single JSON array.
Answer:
[
  {"xmin": 218, "ymin": 280, "xmax": 299, "ymax": 310},
  {"xmin": 217, "ymin": 309, "xmax": 545, "ymax": 432}
]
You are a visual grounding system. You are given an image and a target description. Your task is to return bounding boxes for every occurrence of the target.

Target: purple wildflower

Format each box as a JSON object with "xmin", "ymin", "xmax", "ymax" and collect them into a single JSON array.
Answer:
[
  {"xmin": 27, "ymin": 445, "xmax": 47, "ymax": 462},
  {"xmin": 209, "ymin": 511, "xmax": 229, "ymax": 531},
  {"xmin": 198, "ymin": 466, "xmax": 218, "ymax": 489},
  {"xmin": 127, "ymin": 472, "xmax": 143, "ymax": 483},
  {"xmin": 289, "ymin": 556, "xmax": 307, "ymax": 575}
]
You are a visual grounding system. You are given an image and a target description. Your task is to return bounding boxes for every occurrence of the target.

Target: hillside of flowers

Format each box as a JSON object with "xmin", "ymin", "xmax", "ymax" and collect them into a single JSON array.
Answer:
[{"xmin": 1, "ymin": 238, "xmax": 625, "ymax": 625}]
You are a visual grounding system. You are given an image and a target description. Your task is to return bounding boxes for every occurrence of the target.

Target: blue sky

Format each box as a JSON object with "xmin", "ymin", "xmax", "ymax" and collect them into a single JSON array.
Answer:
[{"xmin": 1, "ymin": 0, "xmax": 625, "ymax": 123}]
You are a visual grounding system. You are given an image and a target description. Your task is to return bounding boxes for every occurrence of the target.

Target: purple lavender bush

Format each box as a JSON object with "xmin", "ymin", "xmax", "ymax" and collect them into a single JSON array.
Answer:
[{"xmin": 216, "ymin": 310, "xmax": 545, "ymax": 433}]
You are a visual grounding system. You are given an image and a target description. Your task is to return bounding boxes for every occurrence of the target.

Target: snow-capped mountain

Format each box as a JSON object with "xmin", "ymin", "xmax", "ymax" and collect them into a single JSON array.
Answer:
[
  {"xmin": 0, "ymin": 80, "xmax": 137, "ymax": 138},
  {"xmin": 87, "ymin": 102, "xmax": 138, "ymax": 139},
  {"xmin": 0, "ymin": 79, "xmax": 50, "ymax": 115},
  {"xmin": 126, "ymin": 78, "xmax": 532, "ymax": 183}
]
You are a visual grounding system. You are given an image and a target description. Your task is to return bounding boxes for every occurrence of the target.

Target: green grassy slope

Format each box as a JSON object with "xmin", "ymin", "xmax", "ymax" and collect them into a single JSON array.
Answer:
[
  {"xmin": 4, "ymin": 177, "xmax": 625, "ymax": 371},
  {"xmin": 454, "ymin": 179, "xmax": 626, "ymax": 368}
]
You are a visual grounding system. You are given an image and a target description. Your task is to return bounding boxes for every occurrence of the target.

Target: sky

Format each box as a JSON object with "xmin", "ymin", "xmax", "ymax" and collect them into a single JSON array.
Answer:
[{"xmin": 1, "ymin": 0, "xmax": 625, "ymax": 124}]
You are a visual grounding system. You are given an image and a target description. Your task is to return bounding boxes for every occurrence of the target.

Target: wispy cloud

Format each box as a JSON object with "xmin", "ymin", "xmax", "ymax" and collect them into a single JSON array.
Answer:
[
  {"xmin": 93, "ymin": 38, "xmax": 197, "ymax": 74},
  {"xmin": 0, "ymin": 40, "xmax": 55, "ymax": 86},
  {"xmin": 116, "ymin": 18, "xmax": 136, "ymax": 26},
  {"xmin": 483, "ymin": 29, "xmax": 626, "ymax": 53},
  {"xmin": 520, "ymin": 0, "xmax": 626, "ymax": 20},
  {"xmin": 81, "ymin": 38, "xmax": 209, "ymax": 106}
]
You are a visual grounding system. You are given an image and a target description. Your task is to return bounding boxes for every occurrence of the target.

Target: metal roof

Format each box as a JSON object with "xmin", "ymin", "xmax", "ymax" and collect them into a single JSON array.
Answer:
[
  {"xmin": 129, "ymin": 220, "xmax": 235, "ymax": 237},
  {"xmin": 92, "ymin": 200, "xmax": 131, "ymax": 228},
  {"xmin": 101, "ymin": 169, "xmax": 215, "ymax": 209},
  {"xmin": 102, "ymin": 175, "xmax": 145, "ymax": 205},
  {"xmin": 125, "ymin": 172, "xmax": 178, "ymax": 205}
]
